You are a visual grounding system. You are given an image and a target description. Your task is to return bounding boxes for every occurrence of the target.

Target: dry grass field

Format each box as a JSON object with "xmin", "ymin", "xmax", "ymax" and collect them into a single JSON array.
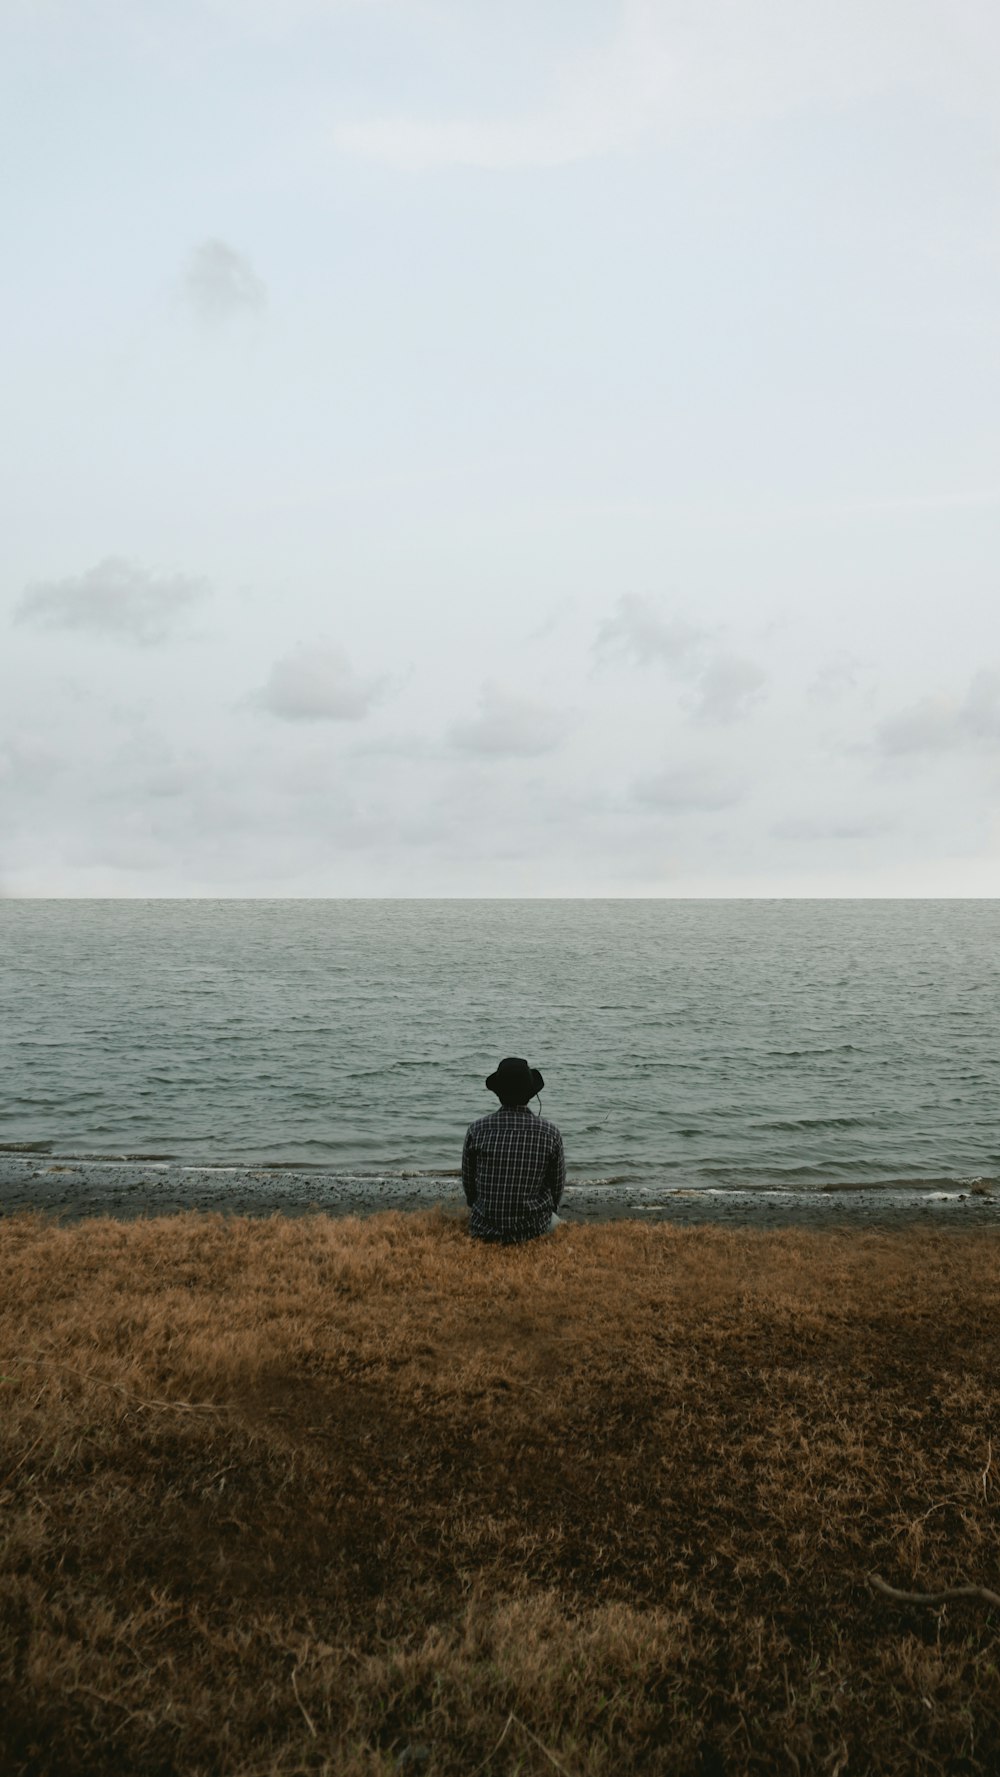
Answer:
[{"xmin": 1, "ymin": 1209, "xmax": 999, "ymax": 1776}]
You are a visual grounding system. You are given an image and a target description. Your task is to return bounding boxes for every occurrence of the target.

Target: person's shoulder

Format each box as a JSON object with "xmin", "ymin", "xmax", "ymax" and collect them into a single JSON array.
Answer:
[
  {"xmin": 466, "ymin": 1109, "xmax": 500, "ymax": 1136},
  {"xmin": 536, "ymin": 1116, "xmax": 563, "ymax": 1141}
]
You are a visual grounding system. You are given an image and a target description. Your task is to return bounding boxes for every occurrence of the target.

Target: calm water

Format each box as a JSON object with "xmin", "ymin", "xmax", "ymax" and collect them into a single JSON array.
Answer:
[{"xmin": 1, "ymin": 900, "xmax": 998, "ymax": 1189}]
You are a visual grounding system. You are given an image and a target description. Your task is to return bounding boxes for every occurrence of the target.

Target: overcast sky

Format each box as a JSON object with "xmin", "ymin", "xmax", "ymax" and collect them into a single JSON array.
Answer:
[{"xmin": 2, "ymin": 0, "xmax": 998, "ymax": 896}]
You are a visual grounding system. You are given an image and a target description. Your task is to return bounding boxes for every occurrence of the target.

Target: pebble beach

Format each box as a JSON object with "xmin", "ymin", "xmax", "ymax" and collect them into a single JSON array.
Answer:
[{"xmin": 3, "ymin": 1151, "xmax": 998, "ymax": 1231}]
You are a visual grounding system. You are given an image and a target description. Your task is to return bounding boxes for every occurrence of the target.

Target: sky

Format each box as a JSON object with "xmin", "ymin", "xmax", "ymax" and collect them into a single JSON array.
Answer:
[{"xmin": 1, "ymin": 0, "xmax": 998, "ymax": 897}]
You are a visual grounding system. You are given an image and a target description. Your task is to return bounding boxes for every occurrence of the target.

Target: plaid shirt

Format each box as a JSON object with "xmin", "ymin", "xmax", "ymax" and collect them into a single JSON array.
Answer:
[{"xmin": 462, "ymin": 1105, "xmax": 565, "ymax": 1244}]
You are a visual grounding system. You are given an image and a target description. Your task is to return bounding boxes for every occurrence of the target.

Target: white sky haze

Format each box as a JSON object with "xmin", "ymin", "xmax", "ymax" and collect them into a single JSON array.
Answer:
[{"xmin": 2, "ymin": 0, "xmax": 998, "ymax": 894}]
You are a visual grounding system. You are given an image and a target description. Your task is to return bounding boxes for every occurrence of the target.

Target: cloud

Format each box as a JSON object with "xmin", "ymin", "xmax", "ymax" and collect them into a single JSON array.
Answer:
[
  {"xmin": 252, "ymin": 645, "xmax": 381, "ymax": 721},
  {"xmin": 635, "ymin": 762, "xmax": 746, "ymax": 812},
  {"xmin": 807, "ymin": 654, "xmax": 863, "ymax": 703},
  {"xmin": 595, "ymin": 596, "xmax": 766, "ymax": 722},
  {"xmin": 594, "ymin": 594, "xmax": 706, "ymax": 670},
  {"xmin": 693, "ymin": 654, "xmax": 767, "ymax": 724},
  {"xmin": 14, "ymin": 557, "xmax": 208, "ymax": 644},
  {"xmin": 876, "ymin": 670, "xmax": 1000, "ymax": 756},
  {"xmin": 771, "ymin": 814, "xmax": 892, "ymax": 841},
  {"xmin": 449, "ymin": 682, "xmax": 568, "ymax": 757},
  {"xmin": 182, "ymin": 239, "xmax": 267, "ymax": 323}
]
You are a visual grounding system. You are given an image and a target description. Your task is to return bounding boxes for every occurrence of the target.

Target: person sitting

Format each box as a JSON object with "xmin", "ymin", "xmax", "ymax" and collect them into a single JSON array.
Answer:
[{"xmin": 462, "ymin": 1056, "xmax": 565, "ymax": 1243}]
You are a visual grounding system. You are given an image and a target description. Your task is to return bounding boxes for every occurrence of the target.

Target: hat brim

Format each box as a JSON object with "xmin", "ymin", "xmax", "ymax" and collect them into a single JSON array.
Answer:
[{"xmin": 485, "ymin": 1065, "xmax": 544, "ymax": 1097}]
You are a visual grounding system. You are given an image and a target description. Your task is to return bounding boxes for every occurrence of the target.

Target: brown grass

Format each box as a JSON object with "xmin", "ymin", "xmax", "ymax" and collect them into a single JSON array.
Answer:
[{"xmin": 1, "ymin": 1209, "xmax": 999, "ymax": 1776}]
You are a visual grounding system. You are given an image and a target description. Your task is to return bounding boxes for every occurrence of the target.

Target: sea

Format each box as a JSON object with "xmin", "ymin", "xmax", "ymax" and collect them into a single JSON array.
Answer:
[{"xmin": 1, "ymin": 899, "xmax": 998, "ymax": 1193}]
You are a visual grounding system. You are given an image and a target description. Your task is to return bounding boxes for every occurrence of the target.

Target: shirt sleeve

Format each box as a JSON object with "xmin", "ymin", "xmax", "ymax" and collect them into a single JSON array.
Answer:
[
  {"xmin": 461, "ymin": 1127, "xmax": 477, "ymax": 1206},
  {"xmin": 546, "ymin": 1131, "xmax": 565, "ymax": 1210}
]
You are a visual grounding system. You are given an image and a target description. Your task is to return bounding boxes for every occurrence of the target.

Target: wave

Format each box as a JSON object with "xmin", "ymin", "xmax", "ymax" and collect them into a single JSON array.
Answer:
[{"xmin": 754, "ymin": 1117, "xmax": 868, "ymax": 1132}]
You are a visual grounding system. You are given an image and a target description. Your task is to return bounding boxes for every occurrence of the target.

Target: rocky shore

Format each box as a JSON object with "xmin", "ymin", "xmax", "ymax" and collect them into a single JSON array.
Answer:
[{"xmin": 2, "ymin": 1153, "xmax": 998, "ymax": 1230}]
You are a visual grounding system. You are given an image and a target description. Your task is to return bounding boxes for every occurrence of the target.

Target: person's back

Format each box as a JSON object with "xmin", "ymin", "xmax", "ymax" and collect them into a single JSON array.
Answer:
[{"xmin": 463, "ymin": 1057, "xmax": 565, "ymax": 1243}]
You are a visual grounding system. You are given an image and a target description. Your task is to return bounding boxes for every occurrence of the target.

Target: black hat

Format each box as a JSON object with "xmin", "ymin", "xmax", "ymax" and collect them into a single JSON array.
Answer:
[{"xmin": 485, "ymin": 1056, "xmax": 544, "ymax": 1102}]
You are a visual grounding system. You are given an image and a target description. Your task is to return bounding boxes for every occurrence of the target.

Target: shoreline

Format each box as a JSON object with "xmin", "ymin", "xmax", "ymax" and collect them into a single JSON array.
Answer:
[{"xmin": 2, "ymin": 1152, "xmax": 999, "ymax": 1229}]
